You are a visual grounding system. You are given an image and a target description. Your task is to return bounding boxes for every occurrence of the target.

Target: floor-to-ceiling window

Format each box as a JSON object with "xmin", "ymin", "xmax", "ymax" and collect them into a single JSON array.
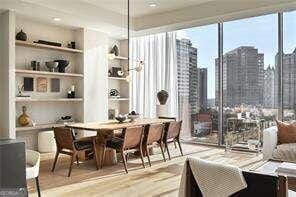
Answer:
[
  {"xmin": 222, "ymin": 14, "xmax": 278, "ymax": 148},
  {"xmin": 131, "ymin": 9, "xmax": 295, "ymax": 148},
  {"xmin": 283, "ymin": 10, "xmax": 296, "ymax": 121},
  {"xmin": 177, "ymin": 25, "xmax": 219, "ymax": 144}
]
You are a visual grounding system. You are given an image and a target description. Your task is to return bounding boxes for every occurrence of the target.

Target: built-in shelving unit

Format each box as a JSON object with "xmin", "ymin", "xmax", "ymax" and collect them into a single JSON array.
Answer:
[
  {"xmin": 15, "ymin": 40, "xmax": 83, "ymax": 54},
  {"xmin": 15, "ymin": 69, "xmax": 84, "ymax": 78},
  {"xmin": 108, "ymin": 40, "xmax": 129, "ymax": 120},
  {"xmin": 13, "ymin": 17, "xmax": 85, "ymax": 149}
]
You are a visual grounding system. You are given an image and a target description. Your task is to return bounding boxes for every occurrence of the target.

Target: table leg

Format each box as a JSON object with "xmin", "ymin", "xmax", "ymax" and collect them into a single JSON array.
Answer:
[{"xmin": 93, "ymin": 130, "xmax": 117, "ymax": 169}]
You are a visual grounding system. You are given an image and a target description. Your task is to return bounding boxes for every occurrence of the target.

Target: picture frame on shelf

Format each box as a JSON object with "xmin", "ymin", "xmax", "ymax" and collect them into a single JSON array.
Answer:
[
  {"xmin": 51, "ymin": 78, "xmax": 60, "ymax": 92},
  {"xmin": 23, "ymin": 77, "xmax": 34, "ymax": 91},
  {"xmin": 36, "ymin": 77, "xmax": 47, "ymax": 92}
]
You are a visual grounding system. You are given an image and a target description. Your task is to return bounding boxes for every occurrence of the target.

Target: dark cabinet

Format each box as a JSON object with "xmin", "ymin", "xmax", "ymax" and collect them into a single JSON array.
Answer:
[{"xmin": 0, "ymin": 139, "xmax": 27, "ymax": 196}]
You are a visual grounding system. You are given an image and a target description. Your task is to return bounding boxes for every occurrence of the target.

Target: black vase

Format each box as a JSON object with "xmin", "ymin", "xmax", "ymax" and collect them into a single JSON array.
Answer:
[
  {"xmin": 16, "ymin": 30, "xmax": 27, "ymax": 41},
  {"xmin": 157, "ymin": 90, "xmax": 169, "ymax": 105}
]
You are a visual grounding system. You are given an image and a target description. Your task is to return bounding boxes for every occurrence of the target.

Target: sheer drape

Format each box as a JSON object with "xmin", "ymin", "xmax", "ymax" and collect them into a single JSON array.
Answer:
[{"xmin": 130, "ymin": 32, "xmax": 178, "ymax": 118}]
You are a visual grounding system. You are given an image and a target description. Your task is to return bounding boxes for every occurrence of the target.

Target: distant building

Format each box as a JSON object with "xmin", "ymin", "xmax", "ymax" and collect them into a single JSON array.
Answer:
[
  {"xmin": 215, "ymin": 46, "xmax": 264, "ymax": 107},
  {"xmin": 177, "ymin": 39, "xmax": 198, "ymax": 114},
  {"xmin": 275, "ymin": 48, "xmax": 296, "ymax": 109},
  {"xmin": 197, "ymin": 68, "xmax": 207, "ymax": 110},
  {"xmin": 263, "ymin": 66, "xmax": 275, "ymax": 108}
]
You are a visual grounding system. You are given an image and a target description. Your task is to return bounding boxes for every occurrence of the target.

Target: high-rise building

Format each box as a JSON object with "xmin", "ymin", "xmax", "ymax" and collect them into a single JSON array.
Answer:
[
  {"xmin": 176, "ymin": 39, "xmax": 198, "ymax": 114},
  {"xmin": 275, "ymin": 48, "xmax": 296, "ymax": 109},
  {"xmin": 263, "ymin": 66, "xmax": 275, "ymax": 108},
  {"xmin": 215, "ymin": 46, "xmax": 264, "ymax": 107},
  {"xmin": 197, "ymin": 68, "xmax": 207, "ymax": 110}
]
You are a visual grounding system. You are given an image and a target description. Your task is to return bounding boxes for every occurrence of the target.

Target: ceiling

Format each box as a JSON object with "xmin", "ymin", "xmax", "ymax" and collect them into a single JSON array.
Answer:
[{"xmin": 0, "ymin": 0, "xmax": 295, "ymax": 38}]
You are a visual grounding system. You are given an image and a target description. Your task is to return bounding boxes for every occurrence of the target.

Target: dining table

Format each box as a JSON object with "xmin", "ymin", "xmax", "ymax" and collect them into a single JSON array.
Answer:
[{"xmin": 66, "ymin": 118, "xmax": 174, "ymax": 169}]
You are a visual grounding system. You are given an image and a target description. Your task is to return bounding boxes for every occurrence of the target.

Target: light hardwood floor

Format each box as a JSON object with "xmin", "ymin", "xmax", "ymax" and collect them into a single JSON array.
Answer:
[{"xmin": 28, "ymin": 143, "xmax": 262, "ymax": 197}]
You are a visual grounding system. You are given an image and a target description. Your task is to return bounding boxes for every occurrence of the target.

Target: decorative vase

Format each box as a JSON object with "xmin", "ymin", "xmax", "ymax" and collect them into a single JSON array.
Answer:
[
  {"xmin": 18, "ymin": 106, "xmax": 30, "ymax": 126},
  {"xmin": 16, "ymin": 29, "xmax": 27, "ymax": 41},
  {"xmin": 110, "ymin": 45, "xmax": 119, "ymax": 56},
  {"xmin": 157, "ymin": 90, "xmax": 169, "ymax": 105}
]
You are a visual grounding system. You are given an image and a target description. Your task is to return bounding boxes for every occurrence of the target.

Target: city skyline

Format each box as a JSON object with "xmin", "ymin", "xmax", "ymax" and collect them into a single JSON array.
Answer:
[{"xmin": 177, "ymin": 11, "xmax": 296, "ymax": 99}]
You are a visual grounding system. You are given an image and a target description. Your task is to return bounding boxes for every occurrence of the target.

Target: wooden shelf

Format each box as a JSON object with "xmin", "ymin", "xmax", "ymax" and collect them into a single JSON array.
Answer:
[
  {"xmin": 16, "ymin": 123, "xmax": 66, "ymax": 132},
  {"xmin": 109, "ymin": 97, "xmax": 129, "ymax": 101},
  {"xmin": 15, "ymin": 69, "xmax": 84, "ymax": 78},
  {"xmin": 15, "ymin": 98, "xmax": 83, "ymax": 102},
  {"xmin": 15, "ymin": 40, "xmax": 83, "ymax": 54},
  {"xmin": 115, "ymin": 56, "xmax": 128, "ymax": 60},
  {"xmin": 108, "ymin": 77, "xmax": 127, "ymax": 81}
]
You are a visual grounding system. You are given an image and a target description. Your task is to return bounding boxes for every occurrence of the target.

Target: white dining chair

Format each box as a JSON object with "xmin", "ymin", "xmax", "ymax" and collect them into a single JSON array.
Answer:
[{"xmin": 26, "ymin": 149, "xmax": 41, "ymax": 197}]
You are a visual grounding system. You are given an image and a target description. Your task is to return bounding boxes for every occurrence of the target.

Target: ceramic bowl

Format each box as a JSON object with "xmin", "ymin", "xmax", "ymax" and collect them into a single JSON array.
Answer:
[
  {"xmin": 45, "ymin": 61, "xmax": 59, "ymax": 72},
  {"xmin": 115, "ymin": 115, "xmax": 127, "ymax": 123}
]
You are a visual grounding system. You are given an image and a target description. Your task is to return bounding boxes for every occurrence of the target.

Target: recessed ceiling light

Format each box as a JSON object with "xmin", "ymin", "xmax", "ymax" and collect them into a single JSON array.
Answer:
[
  {"xmin": 53, "ymin": 17, "xmax": 61, "ymax": 22},
  {"xmin": 149, "ymin": 3, "xmax": 157, "ymax": 7}
]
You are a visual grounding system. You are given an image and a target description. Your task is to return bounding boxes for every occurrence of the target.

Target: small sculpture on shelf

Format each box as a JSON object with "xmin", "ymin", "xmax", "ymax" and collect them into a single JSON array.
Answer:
[
  {"xmin": 110, "ymin": 45, "xmax": 119, "ymax": 56},
  {"xmin": 109, "ymin": 89, "xmax": 120, "ymax": 98},
  {"xmin": 109, "ymin": 67, "xmax": 124, "ymax": 78},
  {"xmin": 16, "ymin": 29, "xmax": 27, "ymax": 41},
  {"xmin": 67, "ymin": 85, "xmax": 76, "ymax": 98},
  {"xmin": 67, "ymin": 41, "xmax": 76, "ymax": 49},
  {"xmin": 31, "ymin": 61, "xmax": 40, "ymax": 71},
  {"xmin": 54, "ymin": 60, "xmax": 69, "ymax": 73},
  {"xmin": 18, "ymin": 106, "xmax": 31, "ymax": 126}
]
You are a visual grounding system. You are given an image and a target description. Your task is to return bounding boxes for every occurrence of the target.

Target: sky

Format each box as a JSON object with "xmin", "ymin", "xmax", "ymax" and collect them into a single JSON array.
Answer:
[{"xmin": 177, "ymin": 11, "xmax": 296, "ymax": 99}]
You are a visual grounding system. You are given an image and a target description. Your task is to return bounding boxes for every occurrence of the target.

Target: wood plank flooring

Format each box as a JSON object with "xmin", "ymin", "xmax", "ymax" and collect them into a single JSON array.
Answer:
[{"xmin": 27, "ymin": 143, "xmax": 262, "ymax": 197}]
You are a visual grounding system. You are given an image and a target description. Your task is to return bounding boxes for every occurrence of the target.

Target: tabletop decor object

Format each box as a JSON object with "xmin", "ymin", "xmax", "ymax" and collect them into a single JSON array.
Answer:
[
  {"xmin": 115, "ymin": 114, "xmax": 127, "ymax": 123},
  {"xmin": 127, "ymin": 111, "xmax": 139, "ymax": 121}
]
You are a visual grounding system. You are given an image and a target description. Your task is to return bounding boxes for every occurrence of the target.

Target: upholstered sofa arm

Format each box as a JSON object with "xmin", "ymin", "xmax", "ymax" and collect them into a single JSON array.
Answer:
[{"xmin": 263, "ymin": 126, "xmax": 278, "ymax": 160}]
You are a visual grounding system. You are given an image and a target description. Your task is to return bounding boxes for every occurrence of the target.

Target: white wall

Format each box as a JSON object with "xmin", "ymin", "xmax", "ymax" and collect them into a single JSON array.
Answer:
[
  {"xmin": 83, "ymin": 29, "xmax": 108, "ymax": 122},
  {"xmin": 0, "ymin": 10, "xmax": 15, "ymax": 139}
]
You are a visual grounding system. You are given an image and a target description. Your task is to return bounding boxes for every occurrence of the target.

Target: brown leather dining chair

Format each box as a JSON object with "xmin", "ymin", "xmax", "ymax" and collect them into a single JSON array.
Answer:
[
  {"xmin": 52, "ymin": 127, "xmax": 95, "ymax": 177},
  {"xmin": 143, "ymin": 123, "xmax": 166, "ymax": 166},
  {"xmin": 163, "ymin": 121, "xmax": 183, "ymax": 160},
  {"xmin": 103, "ymin": 126, "xmax": 145, "ymax": 173}
]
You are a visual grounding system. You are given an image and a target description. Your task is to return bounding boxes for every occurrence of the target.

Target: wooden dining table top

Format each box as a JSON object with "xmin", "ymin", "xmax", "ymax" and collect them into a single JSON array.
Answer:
[{"xmin": 66, "ymin": 118, "xmax": 174, "ymax": 131}]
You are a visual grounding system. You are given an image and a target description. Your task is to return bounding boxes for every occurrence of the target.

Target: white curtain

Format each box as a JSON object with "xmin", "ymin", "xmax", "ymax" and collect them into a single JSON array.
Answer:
[{"xmin": 130, "ymin": 32, "xmax": 178, "ymax": 118}]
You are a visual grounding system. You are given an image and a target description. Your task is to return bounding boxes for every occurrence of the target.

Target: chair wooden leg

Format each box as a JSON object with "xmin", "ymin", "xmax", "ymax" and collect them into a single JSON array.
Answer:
[
  {"xmin": 68, "ymin": 153, "xmax": 76, "ymax": 177},
  {"xmin": 145, "ymin": 146, "xmax": 151, "ymax": 167},
  {"xmin": 51, "ymin": 151, "xmax": 59, "ymax": 172},
  {"xmin": 173, "ymin": 140, "xmax": 177, "ymax": 148},
  {"xmin": 35, "ymin": 176, "xmax": 41, "ymax": 197},
  {"xmin": 177, "ymin": 138, "xmax": 183, "ymax": 156},
  {"xmin": 165, "ymin": 142, "xmax": 171, "ymax": 160},
  {"xmin": 159, "ymin": 143, "xmax": 166, "ymax": 162},
  {"xmin": 139, "ymin": 145, "xmax": 145, "ymax": 168},
  {"xmin": 76, "ymin": 154, "xmax": 79, "ymax": 166},
  {"xmin": 120, "ymin": 150, "xmax": 128, "ymax": 173}
]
